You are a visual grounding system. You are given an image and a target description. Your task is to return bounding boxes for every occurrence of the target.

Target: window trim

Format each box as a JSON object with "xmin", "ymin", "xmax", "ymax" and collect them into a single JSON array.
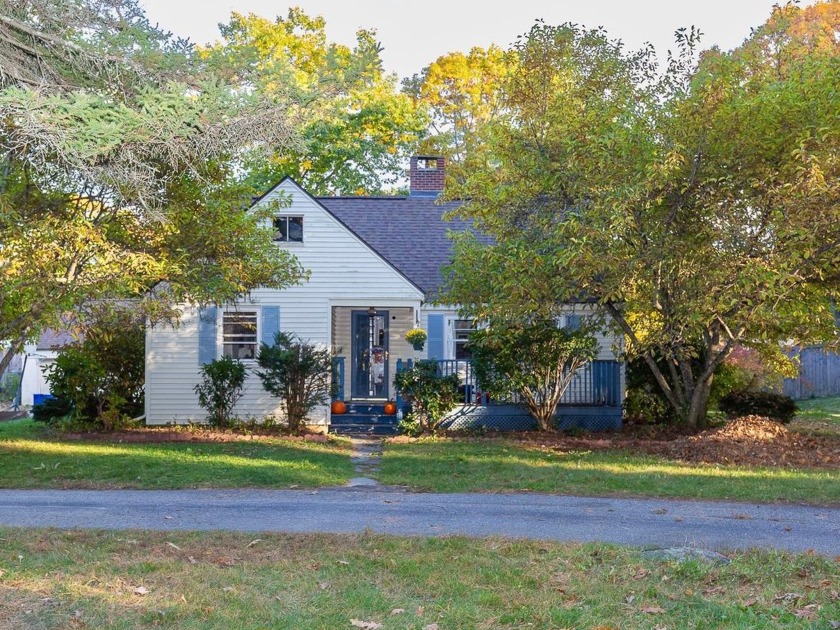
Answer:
[
  {"xmin": 220, "ymin": 309, "xmax": 260, "ymax": 361},
  {"xmin": 272, "ymin": 215, "xmax": 304, "ymax": 243},
  {"xmin": 445, "ymin": 316, "xmax": 476, "ymax": 361}
]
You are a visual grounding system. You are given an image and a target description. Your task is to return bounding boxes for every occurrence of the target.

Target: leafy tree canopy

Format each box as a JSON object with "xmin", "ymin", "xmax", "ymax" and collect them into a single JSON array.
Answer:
[
  {"xmin": 0, "ymin": 0, "xmax": 306, "ymax": 377},
  {"xmin": 403, "ymin": 46, "xmax": 510, "ymax": 185},
  {"xmin": 445, "ymin": 4, "xmax": 840, "ymax": 428},
  {"xmin": 203, "ymin": 9, "xmax": 427, "ymax": 195}
]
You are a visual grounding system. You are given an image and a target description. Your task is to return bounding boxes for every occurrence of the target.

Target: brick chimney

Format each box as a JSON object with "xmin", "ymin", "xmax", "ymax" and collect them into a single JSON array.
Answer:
[{"xmin": 409, "ymin": 156, "xmax": 445, "ymax": 196}]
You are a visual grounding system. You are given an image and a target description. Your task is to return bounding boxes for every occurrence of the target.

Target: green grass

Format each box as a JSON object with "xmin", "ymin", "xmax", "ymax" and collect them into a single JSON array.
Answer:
[
  {"xmin": 793, "ymin": 396, "xmax": 840, "ymax": 436},
  {"xmin": 1, "ymin": 528, "xmax": 837, "ymax": 629},
  {"xmin": 377, "ymin": 439, "xmax": 840, "ymax": 505},
  {"xmin": 0, "ymin": 420, "xmax": 354, "ymax": 489}
]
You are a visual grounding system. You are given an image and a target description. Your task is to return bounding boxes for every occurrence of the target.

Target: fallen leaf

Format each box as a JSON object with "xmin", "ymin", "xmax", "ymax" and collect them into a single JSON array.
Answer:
[
  {"xmin": 625, "ymin": 595, "xmax": 636, "ymax": 604},
  {"xmin": 246, "ymin": 539, "xmax": 262, "ymax": 548},
  {"xmin": 633, "ymin": 568, "xmax": 650, "ymax": 580},
  {"xmin": 350, "ymin": 620, "xmax": 382, "ymax": 629},
  {"xmin": 166, "ymin": 542, "xmax": 181, "ymax": 551},
  {"xmin": 417, "ymin": 606, "xmax": 424, "ymax": 616},
  {"xmin": 794, "ymin": 604, "xmax": 820, "ymax": 620},
  {"xmin": 390, "ymin": 608, "xmax": 405, "ymax": 615},
  {"xmin": 318, "ymin": 582, "xmax": 330, "ymax": 590},
  {"xmin": 423, "ymin": 624, "xmax": 439, "ymax": 630},
  {"xmin": 641, "ymin": 606, "xmax": 665, "ymax": 614},
  {"xmin": 187, "ymin": 556, "xmax": 197, "ymax": 564},
  {"xmin": 773, "ymin": 592, "xmax": 803, "ymax": 604},
  {"xmin": 133, "ymin": 586, "xmax": 149, "ymax": 596},
  {"xmin": 703, "ymin": 586, "xmax": 726, "ymax": 596},
  {"xmin": 222, "ymin": 586, "xmax": 235, "ymax": 593},
  {"xmin": 337, "ymin": 560, "xmax": 350, "ymax": 565},
  {"xmin": 742, "ymin": 598, "xmax": 758, "ymax": 607}
]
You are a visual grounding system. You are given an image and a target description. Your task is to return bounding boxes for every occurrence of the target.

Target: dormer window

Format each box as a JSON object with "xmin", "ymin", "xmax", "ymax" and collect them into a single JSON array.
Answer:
[
  {"xmin": 416, "ymin": 158, "xmax": 438, "ymax": 170},
  {"xmin": 273, "ymin": 216, "xmax": 303, "ymax": 242}
]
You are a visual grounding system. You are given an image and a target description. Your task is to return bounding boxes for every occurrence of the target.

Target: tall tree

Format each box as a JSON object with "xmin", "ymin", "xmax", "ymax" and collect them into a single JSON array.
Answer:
[
  {"xmin": 203, "ymin": 9, "xmax": 426, "ymax": 195},
  {"xmin": 0, "ymin": 0, "xmax": 306, "ymax": 378},
  {"xmin": 403, "ymin": 46, "xmax": 509, "ymax": 184},
  {"xmin": 445, "ymin": 7, "xmax": 840, "ymax": 428}
]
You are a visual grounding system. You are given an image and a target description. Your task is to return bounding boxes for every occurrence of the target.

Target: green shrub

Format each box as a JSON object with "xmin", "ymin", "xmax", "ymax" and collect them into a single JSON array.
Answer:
[
  {"xmin": 31, "ymin": 397, "xmax": 73, "ymax": 423},
  {"xmin": 45, "ymin": 310, "xmax": 145, "ymax": 430},
  {"xmin": 194, "ymin": 356, "xmax": 247, "ymax": 427},
  {"xmin": 470, "ymin": 320, "xmax": 597, "ymax": 431},
  {"xmin": 394, "ymin": 360, "xmax": 460, "ymax": 434},
  {"xmin": 718, "ymin": 390, "xmax": 798, "ymax": 424},
  {"xmin": 257, "ymin": 332, "xmax": 333, "ymax": 433}
]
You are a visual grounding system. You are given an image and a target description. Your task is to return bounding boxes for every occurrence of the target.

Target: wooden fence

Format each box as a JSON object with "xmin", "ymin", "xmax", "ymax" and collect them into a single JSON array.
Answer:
[{"xmin": 784, "ymin": 346, "xmax": 840, "ymax": 400}]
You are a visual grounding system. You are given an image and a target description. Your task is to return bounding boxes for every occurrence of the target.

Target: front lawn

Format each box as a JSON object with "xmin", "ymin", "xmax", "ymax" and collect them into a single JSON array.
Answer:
[
  {"xmin": 1, "ymin": 528, "xmax": 838, "ymax": 629},
  {"xmin": 0, "ymin": 420, "xmax": 354, "ymax": 489},
  {"xmin": 377, "ymin": 438, "xmax": 840, "ymax": 505},
  {"xmin": 793, "ymin": 396, "xmax": 840, "ymax": 436}
]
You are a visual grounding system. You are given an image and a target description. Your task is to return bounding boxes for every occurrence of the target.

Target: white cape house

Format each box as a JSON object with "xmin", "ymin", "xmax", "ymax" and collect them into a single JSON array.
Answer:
[{"xmin": 145, "ymin": 157, "xmax": 625, "ymax": 432}]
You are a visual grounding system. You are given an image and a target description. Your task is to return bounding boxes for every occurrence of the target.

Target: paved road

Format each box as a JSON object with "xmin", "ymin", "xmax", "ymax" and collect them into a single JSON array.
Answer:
[{"xmin": 0, "ymin": 488, "xmax": 837, "ymax": 555}]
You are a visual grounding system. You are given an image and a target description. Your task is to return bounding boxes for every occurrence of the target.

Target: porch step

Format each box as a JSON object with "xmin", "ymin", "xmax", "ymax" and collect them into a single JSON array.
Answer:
[
  {"xmin": 330, "ymin": 423, "xmax": 399, "ymax": 436},
  {"xmin": 341, "ymin": 403, "xmax": 397, "ymax": 415},
  {"xmin": 329, "ymin": 402, "xmax": 401, "ymax": 435},
  {"xmin": 330, "ymin": 413, "xmax": 398, "ymax": 426}
]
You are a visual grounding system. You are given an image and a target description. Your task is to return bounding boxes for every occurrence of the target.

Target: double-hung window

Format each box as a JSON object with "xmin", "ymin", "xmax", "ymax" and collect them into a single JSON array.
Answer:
[
  {"xmin": 273, "ymin": 216, "xmax": 303, "ymax": 243},
  {"xmin": 222, "ymin": 311, "xmax": 258, "ymax": 360},
  {"xmin": 453, "ymin": 319, "xmax": 475, "ymax": 360}
]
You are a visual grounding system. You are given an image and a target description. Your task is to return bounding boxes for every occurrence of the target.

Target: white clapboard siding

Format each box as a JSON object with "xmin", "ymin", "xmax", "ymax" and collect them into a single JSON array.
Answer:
[{"xmin": 145, "ymin": 179, "xmax": 424, "ymax": 424}]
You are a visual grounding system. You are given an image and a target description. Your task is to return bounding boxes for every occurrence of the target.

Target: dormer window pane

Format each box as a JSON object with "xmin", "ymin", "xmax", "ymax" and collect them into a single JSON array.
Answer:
[{"xmin": 273, "ymin": 216, "xmax": 303, "ymax": 242}]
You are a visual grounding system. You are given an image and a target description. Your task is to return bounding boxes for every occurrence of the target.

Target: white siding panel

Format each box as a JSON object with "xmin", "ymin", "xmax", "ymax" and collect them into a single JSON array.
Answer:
[{"xmin": 146, "ymin": 180, "xmax": 422, "ymax": 424}]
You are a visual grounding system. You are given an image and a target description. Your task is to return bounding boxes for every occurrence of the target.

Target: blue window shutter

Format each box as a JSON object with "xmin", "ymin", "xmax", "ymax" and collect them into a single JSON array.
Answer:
[
  {"xmin": 198, "ymin": 306, "xmax": 217, "ymax": 365},
  {"xmin": 262, "ymin": 306, "xmax": 280, "ymax": 346},
  {"xmin": 427, "ymin": 314, "xmax": 445, "ymax": 360},
  {"xmin": 566, "ymin": 315, "xmax": 581, "ymax": 331}
]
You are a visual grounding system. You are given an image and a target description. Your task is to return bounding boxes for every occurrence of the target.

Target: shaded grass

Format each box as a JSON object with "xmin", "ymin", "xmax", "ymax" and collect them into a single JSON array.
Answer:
[
  {"xmin": 378, "ymin": 439, "xmax": 840, "ymax": 505},
  {"xmin": 0, "ymin": 420, "xmax": 354, "ymax": 489},
  {"xmin": 793, "ymin": 397, "xmax": 840, "ymax": 436},
  {"xmin": 0, "ymin": 528, "xmax": 838, "ymax": 629}
]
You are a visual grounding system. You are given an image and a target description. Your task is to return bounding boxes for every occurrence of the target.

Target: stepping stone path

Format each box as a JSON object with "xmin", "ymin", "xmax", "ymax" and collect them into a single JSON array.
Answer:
[{"xmin": 347, "ymin": 437, "xmax": 383, "ymax": 488}]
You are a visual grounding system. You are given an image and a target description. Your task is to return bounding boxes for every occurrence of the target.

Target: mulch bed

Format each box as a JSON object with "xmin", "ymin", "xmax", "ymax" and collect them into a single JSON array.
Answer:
[
  {"xmin": 59, "ymin": 427, "xmax": 330, "ymax": 444},
  {"xmin": 506, "ymin": 416, "xmax": 840, "ymax": 470}
]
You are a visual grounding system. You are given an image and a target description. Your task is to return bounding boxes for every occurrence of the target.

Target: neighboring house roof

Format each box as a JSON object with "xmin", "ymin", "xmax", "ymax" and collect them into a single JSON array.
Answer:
[
  {"xmin": 318, "ymin": 195, "xmax": 488, "ymax": 298},
  {"xmin": 36, "ymin": 328, "xmax": 76, "ymax": 351}
]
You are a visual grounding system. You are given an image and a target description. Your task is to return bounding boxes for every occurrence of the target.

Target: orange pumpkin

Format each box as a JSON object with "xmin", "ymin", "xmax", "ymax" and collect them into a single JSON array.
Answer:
[
  {"xmin": 331, "ymin": 400, "xmax": 347, "ymax": 415},
  {"xmin": 384, "ymin": 401, "xmax": 397, "ymax": 415}
]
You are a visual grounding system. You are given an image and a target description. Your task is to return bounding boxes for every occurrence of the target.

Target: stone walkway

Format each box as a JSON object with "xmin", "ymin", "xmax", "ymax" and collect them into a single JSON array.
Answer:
[{"xmin": 346, "ymin": 437, "xmax": 383, "ymax": 488}]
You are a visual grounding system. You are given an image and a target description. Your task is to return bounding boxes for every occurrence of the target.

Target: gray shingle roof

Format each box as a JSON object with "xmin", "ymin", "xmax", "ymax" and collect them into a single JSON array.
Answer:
[{"xmin": 317, "ymin": 195, "xmax": 486, "ymax": 298}]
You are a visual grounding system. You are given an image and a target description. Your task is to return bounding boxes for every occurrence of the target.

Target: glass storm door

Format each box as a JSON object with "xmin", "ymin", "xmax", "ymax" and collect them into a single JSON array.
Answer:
[{"xmin": 351, "ymin": 310, "xmax": 389, "ymax": 399}]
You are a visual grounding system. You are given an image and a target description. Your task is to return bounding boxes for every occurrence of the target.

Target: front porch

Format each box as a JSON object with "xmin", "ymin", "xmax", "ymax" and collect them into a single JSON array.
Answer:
[
  {"xmin": 329, "ymin": 355, "xmax": 624, "ymax": 435},
  {"xmin": 330, "ymin": 305, "xmax": 418, "ymax": 403}
]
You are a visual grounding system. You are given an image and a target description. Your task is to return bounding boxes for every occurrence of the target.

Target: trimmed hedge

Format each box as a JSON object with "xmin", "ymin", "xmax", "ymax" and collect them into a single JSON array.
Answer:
[{"xmin": 718, "ymin": 390, "xmax": 798, "ymax": 424}]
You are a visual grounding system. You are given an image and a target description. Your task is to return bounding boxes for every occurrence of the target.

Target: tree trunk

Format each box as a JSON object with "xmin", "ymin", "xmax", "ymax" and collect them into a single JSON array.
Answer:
[
  {"xmin": 685, "ymin": 373, "xmax": 714, "ymax": 429},
  {"xmin": 0, "ymin": 338, "xmax": 26, "ymax": 381}
]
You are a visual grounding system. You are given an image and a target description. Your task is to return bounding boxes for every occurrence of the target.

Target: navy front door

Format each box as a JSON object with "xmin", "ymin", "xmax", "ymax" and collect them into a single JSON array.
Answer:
[{"xmin": 352, "ymin": 310, "xmax": 389, "ymax": 399}]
